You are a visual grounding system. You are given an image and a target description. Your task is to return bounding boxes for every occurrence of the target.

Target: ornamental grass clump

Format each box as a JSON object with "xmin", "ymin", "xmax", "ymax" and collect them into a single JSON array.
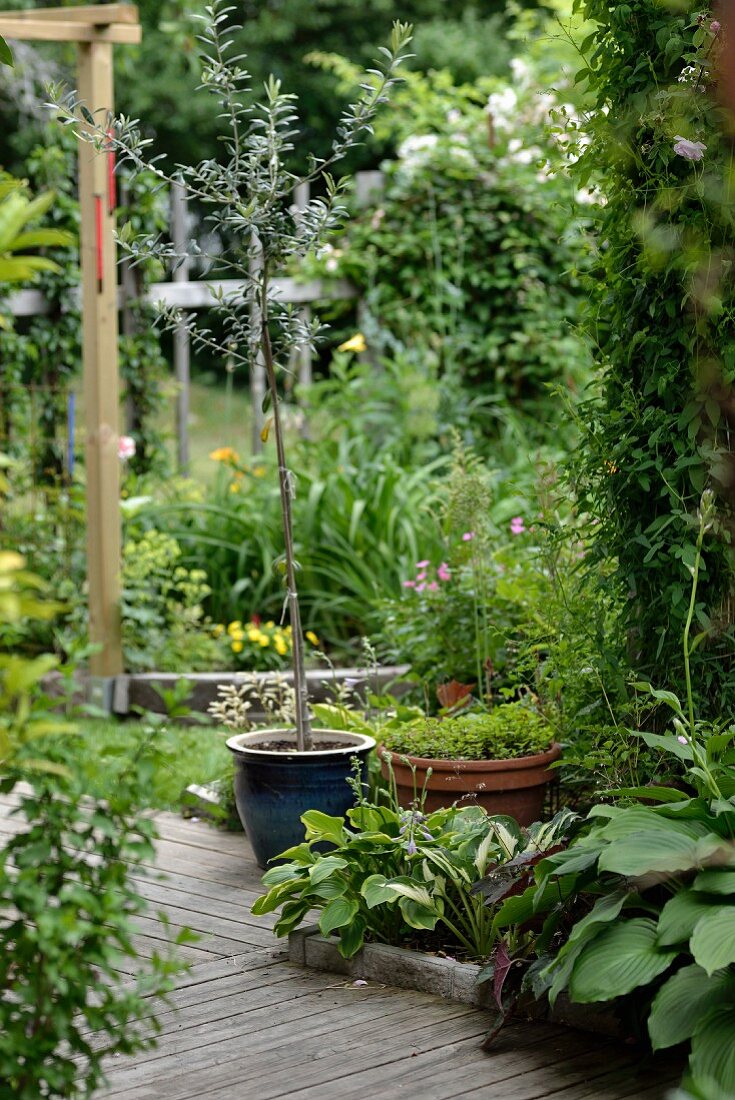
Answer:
[
  {"xmin": 52, "ymin": 2, "xmax": 413, "ymax": 751},
  {"xmin": 381, "ymin": 701, "xmax": 555, "ymax": 761}
]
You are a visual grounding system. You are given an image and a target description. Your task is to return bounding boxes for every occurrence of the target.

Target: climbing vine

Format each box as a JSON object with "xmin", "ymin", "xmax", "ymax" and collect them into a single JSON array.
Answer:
[{"xmin": 570, "ymin": 1, "xmax": 735, "ymax": 710}]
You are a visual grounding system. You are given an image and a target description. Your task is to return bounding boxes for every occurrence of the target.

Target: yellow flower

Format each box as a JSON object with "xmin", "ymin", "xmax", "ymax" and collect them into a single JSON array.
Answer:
[
  {"xmin": 337, "ymin": 333, "xmax": 367, "ymax": 354},
  {"xmin": 259, "ymin": 634, "xmax": 270, "ymax": 647},
  {"xmin": 212, "ymin": 624, "xmax": 224, "ymax": 638},
  {"xmin": 229, "ymin": 481, "xmax": 241, "ymax": 493},
  {"xmin": 305, "ymin": 630, "xmax": 319, "ymax": 646},
  {"xmin": 209, "ymin": 446, "xmax": 240, "ymax": 464},
  {"xmin": 247, "ymin": 629, "xmax": 261, "ymax": 642},
  {"xmin": 275, "ymin": 638, "xmax": 288, "ymax": 656},
  {"xmin": 253, "ymin": 465, "xmax": 266, "ymax": 477},
  {"xmin": 266, "ymin": 621, "xmax": 275, "ymax": 629},
  {"xmin": 232, "ymin": 640, "xmax": 244, "ymax": 654},
  {"xmin": 227, "ymin": 621, "xmax": 242, "ymax": 636},
  {"xmin": 230, "ymin": 629, "xmax": 245, "ymax": 642}
]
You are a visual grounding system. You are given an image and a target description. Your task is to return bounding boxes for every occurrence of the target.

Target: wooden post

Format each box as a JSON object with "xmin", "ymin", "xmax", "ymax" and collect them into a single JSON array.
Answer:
[
  {"xmin": 77, "ymin": 37, "xmax": 123, "ymax": 677},
  {"xmin": 171, "ymin": 180, "xmax": 191, "ymax": 472}
]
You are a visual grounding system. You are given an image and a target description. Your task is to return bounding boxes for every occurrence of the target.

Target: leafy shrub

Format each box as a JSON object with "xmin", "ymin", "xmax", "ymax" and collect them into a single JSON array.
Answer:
[
  {"xmin": 307, "ymin": 64, "xmax": 592, "ymax": 419},
  {"xmin": 380, "ymin": 701, "xmax": 555, "ymax": 761},
  {"xmin": 0, "ymin": 549, "xmax": 188, "ymax": 1098},
  {"xmin": 0, "ymin": 761, "xmax": 188, "ymax": 1099},
  {"xmin": 121, "ymin": 528, "xmax": 221, "ymax": 671}
]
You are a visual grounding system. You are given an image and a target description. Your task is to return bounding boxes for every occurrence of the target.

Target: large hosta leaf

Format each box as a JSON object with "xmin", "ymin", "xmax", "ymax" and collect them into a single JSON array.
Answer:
[
  {"xmin": 319, "ymin": 896, "xmax": 359, "ymax": 936},
  {"xmin": 690, "ymin": 1005, "xmax": 735, "ymax": 1096},
  {"xmin": 692, "ymin": 869, "xmax": 735, "ymax": 895},
  {"xmin": 309, "ymin": 856, "xmax": 348, "ymax": 885},
  {"xmin": 361, "ymin": 874, "xmax": 398, "ymax": 909},
  {"xmin": 568, "ymin": 918, "xmax": 677, "ymax": 1003},
  {"xmin": 598, "ymin": 830, "xmax": 725, "ymax": 877},
  {"xmin": 544, "ymin": 889, "xmax": 630, "ymax": 1007},
  {"xmin": 657, "ymin": 890, "xmax": 720, "ymax": 946},
  {"xmin": 690, "ymin": 907, "xmax": 735, "ymax": 975},
  {"xmin": 648, "ymin": 965, "xmax": 734, "ymax": 1049},
  {"xmin": 398, "ymin": 896, "xmax": 440, "ymax": 931}
]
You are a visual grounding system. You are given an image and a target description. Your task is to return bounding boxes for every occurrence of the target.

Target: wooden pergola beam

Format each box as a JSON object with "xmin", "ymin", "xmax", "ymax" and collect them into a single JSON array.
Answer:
[
  {"xmin": 0, "ymin": 19, "xmax": 140, "ymax": 45},
  {"xmin": 0, "ymin": 4, "xmax": 138, "ymax": 24}
]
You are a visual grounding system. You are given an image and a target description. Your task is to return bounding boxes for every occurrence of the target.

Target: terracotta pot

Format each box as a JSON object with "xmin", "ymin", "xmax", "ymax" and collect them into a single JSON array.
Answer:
[{"xmin": 378, "ymin": 743, "xmax": 562, "ymax": 825}]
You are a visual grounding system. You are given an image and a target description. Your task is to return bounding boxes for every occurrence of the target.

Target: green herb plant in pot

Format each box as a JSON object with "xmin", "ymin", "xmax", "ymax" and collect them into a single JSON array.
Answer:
[
  {"xmin": 58, "ymin": 6, "xmax": 412, "ymax": 868},
  {"xmin": 378, "ymin": 701, "xmax": 561, "ymax": 824}
]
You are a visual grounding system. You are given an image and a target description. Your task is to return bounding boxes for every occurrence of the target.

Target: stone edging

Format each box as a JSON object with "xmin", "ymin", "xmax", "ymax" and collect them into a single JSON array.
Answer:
[{"xmin": 288, "ymin": 925, "xmax": 623, "ymax": 1037}]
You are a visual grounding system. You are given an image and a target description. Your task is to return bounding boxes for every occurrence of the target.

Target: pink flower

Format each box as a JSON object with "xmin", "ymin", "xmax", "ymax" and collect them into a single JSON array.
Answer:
[
  {"xmin": 416, "ymin": 583, "xmax": 426, "ymax": 593},
  {"xmin": 711, "ymin": 19, "xmax": 721, "ymax": 33},
  {"xmin": 416, "ymin": 559, "xmax": 430, "ymax": 569},
  {"xmin": 427, "ymin": 582, "xmax": 439, "ymax": 591},
  {"xmin": 437, "ymin": 562, "xmax": 451, "ymax": 582},
  {"xmin": 677, "ymin": 735, "xmax": 688, "ymax": 745},
  {"xmin": 510, "ymin": 516, "xmax": 526, "ymax": 536},
  {"xmin": 673, "ymin": 136, "xmax": 706, "ymax": 162},
  {"xmin": 462, "ymin": 531, "xmax": 475, "ymax": 542},
  {"xmin": 416, "ymin": 572, "xmax": 427, "ymax": 582},
  {"xmin": 118, "ymin": 435, "xmax": 136, "ymax": 461},
  {"xmin": 403, "ymin": 580, "xmax": 416, "ymax": 588}
]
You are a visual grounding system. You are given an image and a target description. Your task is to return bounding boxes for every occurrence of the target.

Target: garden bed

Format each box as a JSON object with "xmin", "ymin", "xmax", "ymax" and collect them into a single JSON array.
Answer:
[{"xmin": 288, "ymin": 926, "xmax": 624, "ymax": 1038}]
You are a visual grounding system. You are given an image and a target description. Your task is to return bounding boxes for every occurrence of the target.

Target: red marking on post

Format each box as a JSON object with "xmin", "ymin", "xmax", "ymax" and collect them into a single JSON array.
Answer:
[
  {"xmin": 107, "ymin": 128, "xmax": 117, "ymax": 214},
  {"xmin": 95, "ymin": 194, "xmax": 104, "ymax": 292}
]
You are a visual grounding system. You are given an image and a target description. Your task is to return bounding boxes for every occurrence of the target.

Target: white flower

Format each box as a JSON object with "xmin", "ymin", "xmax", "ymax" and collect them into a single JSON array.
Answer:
[
  {"xmin": 446, "ymin": 108, "xmax": 462, "ymax": 125},
  {"xmin": 486, "ymin": 88, "xmax": 517, "ymax": 133},
  {"xmin": 510, "ymin": 57, "xmax": 530, "ymax": 85},
  {"xmin": 673, "ymin": 135, "xmax": 707, "ymax": 161},
  {"xmin": 397, "ymin": 133, "xmax": 439, "ymax": 162}
]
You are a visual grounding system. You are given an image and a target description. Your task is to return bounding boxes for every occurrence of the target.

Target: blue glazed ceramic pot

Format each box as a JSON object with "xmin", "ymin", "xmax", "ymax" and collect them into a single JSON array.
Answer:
[{"xmin": 226, "ymin": 729, "xmax": 376, "ymax": 867}]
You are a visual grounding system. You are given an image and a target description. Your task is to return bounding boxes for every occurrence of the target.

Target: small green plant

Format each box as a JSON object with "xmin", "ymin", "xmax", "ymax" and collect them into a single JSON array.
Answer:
[
  {"xmin": 252, "ymin": 774, "xmax": 567, "ymax": 961},
  {"xmin": 380, "ymin": 701, "xmax": 555, "ymax": 761}
]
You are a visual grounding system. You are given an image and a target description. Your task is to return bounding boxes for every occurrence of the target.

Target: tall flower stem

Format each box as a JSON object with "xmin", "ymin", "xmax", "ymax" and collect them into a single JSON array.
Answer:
[
  {"xmin": 260, "ymin": 271, "xmax": 312, "ymax": 751},
  {"xmin": 682, "ymin": 522, "xmax": 704, "ymax": 742}
]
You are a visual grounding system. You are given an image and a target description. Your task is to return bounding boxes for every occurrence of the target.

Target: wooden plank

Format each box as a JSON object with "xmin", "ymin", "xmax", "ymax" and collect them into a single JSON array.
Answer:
[
  {"xmin": 128, "ymin": 879, "xmax": 277, "ymax": 934},
  {"xmin": 451, "ymin": 1044, "xmax": 664, "ymax": 1100},
  {"xmin": 151, "ymin": 813, "xmax": 248, "ymax": 857},
  {"xmin": 77, "ymin": 37, "xmax": 123, "ymax": 677},
  {"xmin": 0, "ymin": 20, "xmax": 141, "ymax": 44},
  {"xmin": 101, "ymin": 994, "xmax": 481, "ymax": 1098},
  {"xmin": 0, "ymin": 5, "xmax": 139, "ymax": 24},
  {"xmin": 134, "ymin": 905, "xmax": 275, "ymax": 951}
]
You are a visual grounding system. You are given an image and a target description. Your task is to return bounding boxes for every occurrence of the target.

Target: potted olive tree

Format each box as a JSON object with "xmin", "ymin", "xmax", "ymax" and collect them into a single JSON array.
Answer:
[{"xmin": 55, "ymin": 2, "xmax": 412, "ymax": 866}]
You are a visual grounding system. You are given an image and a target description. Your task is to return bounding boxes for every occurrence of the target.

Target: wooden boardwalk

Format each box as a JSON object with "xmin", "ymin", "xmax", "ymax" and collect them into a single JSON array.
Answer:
[{"xmin": 0, "ymin": 791, "xmax": 681, "ymax": 1099}]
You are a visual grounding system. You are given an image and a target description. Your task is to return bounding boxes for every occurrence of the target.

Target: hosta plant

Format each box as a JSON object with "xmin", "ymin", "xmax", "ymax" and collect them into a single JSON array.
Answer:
[{"xmin": 252, "ymin": 772, "xmax": 573, "ymax": 961}]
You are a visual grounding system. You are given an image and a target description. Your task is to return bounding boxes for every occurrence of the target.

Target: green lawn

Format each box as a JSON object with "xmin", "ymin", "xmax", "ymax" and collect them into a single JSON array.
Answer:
[{"xmin": 77, "ymin": 716, "xmax": 233, "ymax": 814}]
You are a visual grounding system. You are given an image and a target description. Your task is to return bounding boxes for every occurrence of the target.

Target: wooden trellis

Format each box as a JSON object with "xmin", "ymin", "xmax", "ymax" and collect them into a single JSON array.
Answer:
[{"xmin": 0, "ymin": 3, "xmax": 141, "ymax": 681}]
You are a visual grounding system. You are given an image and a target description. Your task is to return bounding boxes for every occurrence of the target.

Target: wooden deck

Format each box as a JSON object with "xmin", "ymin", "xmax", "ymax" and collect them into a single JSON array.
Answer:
[{"xmin": 0, "ymin": 791, "xmax": 682, "ymax": 1099}]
